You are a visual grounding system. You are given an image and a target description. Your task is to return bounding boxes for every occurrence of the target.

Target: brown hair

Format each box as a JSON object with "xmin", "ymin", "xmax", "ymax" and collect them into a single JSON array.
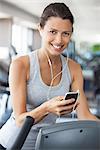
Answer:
[{"xmin": 40, "ymin": 2, "xmax": 74, "ymax": 29}]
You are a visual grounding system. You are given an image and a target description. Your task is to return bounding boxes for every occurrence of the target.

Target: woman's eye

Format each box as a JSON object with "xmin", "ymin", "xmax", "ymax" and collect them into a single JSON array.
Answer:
[
  {"xmin": 63, "ymin": 32, "xmax": 70, "ymax": 37},
  {"xmin": 49, "ymin": 30, "xmax": 56, "ymax": 34}
]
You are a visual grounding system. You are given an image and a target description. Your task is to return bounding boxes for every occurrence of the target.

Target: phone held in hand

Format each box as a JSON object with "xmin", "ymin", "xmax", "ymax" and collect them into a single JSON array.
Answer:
[{"xmin": 64, "ymin": 90, "xmax": 80, "ymax": 102}]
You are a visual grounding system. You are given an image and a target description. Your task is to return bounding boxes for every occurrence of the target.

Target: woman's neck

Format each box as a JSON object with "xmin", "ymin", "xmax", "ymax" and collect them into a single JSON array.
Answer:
[{"xmin": 38, "ymin": 48, "xmax": 61, "ymax": 65}]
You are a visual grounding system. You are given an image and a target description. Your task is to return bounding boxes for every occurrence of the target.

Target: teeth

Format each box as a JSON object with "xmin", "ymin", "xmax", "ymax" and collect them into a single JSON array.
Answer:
[{"xmin": 53, "ymin": 45, "xmax": 62, "ymax": 49}]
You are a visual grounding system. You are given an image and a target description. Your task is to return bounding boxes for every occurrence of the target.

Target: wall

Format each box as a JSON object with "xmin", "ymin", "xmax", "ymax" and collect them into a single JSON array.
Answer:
[{"xmin": 0, "ymin": 18, "xmax": 12, "ymax": 47}]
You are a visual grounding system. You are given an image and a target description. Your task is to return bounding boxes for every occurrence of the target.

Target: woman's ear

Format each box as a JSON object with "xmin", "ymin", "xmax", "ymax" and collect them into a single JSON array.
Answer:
[{"xmin": 38, "ymin": 24, "xmax": 43, "ymax": 37}]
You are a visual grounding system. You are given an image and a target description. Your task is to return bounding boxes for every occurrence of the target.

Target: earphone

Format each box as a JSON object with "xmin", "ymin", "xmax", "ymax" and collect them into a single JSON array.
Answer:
[
  {"xmin": 45, "ymin": 51, "xmax": 68, "ymax": 100},
  {"xmin": 45, "ymin": 51, "xmax": 78, "ymax": 119},
  {"xmin": 45, "ymin": 52, "xmax": 76, "ymax": 119},
  {"xmin": 45, "ymin": 52, "xmax": 53, "ymax": 81}
]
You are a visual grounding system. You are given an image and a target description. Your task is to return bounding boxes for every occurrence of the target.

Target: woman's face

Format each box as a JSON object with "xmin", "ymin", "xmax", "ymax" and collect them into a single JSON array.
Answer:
[{"xmin": 39, "ymin": 17, "xmax": 73, "ymax": 55}]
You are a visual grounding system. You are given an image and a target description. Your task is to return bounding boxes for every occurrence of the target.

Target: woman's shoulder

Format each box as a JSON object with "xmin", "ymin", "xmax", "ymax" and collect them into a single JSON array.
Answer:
[
  {"xmin": 10, "ymin": 50, "xmax": 37, "ymax": 80},
  {"xmin": 68, "ymin": 58, "xmax": 82, "ymax": 70},
  {"xmin": 11, "ymin": 54, "xmax": 29, "ymax": 70},
  {"xmin": 67, "ymin": 58, "xmax": 82, "ymax": 80},
  {"xmin": 10, "ymin": 53, "xmax": 31, "ymax": 80}
]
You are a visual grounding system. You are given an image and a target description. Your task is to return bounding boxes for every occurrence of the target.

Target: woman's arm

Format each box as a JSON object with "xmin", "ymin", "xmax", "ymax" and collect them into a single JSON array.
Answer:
[
  {"xmin": 9, "ymin": 56, "xmax": 48, "ymax": 127},
  {"xmin": 69, "ymin": 59, "xmax": 98, "ymax": 120}
]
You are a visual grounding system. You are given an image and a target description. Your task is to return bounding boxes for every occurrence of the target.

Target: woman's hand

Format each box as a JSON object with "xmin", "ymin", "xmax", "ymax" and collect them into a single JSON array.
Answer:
[{"xmin": 44, "ymin": 96, "xmax": 78, "ymax": 116}]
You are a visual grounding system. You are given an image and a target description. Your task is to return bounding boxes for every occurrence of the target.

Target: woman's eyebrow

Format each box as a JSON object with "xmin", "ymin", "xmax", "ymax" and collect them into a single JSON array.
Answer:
[
  {"xmin": 49, "ymin": 28, "xmax": 72, "ymax": 32},
  {"xmin": 49, "ymin": 28, "xmax": 57, "ymax": 31}
]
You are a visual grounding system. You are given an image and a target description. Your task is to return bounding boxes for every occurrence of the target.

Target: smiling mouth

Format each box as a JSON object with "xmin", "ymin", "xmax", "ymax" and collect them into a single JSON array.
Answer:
[{"xmin": 51, "ymin": 43, "xmax": 64, "ymax": 50}]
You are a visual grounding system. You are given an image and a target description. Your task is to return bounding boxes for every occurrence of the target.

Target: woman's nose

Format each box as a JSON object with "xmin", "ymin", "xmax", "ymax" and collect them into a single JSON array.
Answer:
[{"xmin": 55, "ymin": 33, "xmax": 62, "ymax": 43}]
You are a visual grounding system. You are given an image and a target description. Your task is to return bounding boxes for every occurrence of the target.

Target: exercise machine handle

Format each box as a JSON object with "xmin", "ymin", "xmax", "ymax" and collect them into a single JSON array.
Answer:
[{"xmin": 9, "ymin": 116, "xmax": 34, "ymax": 150}]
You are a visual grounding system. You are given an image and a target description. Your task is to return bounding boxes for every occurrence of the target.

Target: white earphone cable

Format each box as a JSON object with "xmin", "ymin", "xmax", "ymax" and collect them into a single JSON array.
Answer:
[{"xmin": 46, "ymin": 52, "xmax": 68, "ymax": 100}]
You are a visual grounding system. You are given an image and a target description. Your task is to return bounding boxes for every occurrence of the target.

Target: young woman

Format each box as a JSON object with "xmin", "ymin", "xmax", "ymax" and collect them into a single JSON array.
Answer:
[{"xmin": 0, "ymin": 2, "xmax": 98, "ymax": 150}]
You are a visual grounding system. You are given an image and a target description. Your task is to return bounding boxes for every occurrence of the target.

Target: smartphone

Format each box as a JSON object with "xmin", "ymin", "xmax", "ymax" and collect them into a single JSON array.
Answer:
[{"xmin": 64, "ymin": 90, "xmax": 79, "ymax": 103}]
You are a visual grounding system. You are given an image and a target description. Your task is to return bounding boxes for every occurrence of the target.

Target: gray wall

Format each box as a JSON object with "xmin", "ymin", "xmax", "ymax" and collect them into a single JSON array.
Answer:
[{"xmin": 0, "ymin": 18, "xmax": 12, "ymax": 47}]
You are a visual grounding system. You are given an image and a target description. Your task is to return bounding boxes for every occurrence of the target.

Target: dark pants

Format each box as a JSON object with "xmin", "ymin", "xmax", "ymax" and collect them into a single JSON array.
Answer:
[{"xmin": 0, "ymin": 144, "xmax": 6, "ymax": 150}]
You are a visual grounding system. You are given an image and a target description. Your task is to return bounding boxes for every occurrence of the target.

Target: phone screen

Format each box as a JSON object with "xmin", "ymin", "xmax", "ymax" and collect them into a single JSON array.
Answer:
[
  {"xmin": 65, "ymin": 93, "xmax": 78, "ymax": 101},
  {"xmin": 65, "ymin": 90, "xmax": 79, "ymax": 102}
]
